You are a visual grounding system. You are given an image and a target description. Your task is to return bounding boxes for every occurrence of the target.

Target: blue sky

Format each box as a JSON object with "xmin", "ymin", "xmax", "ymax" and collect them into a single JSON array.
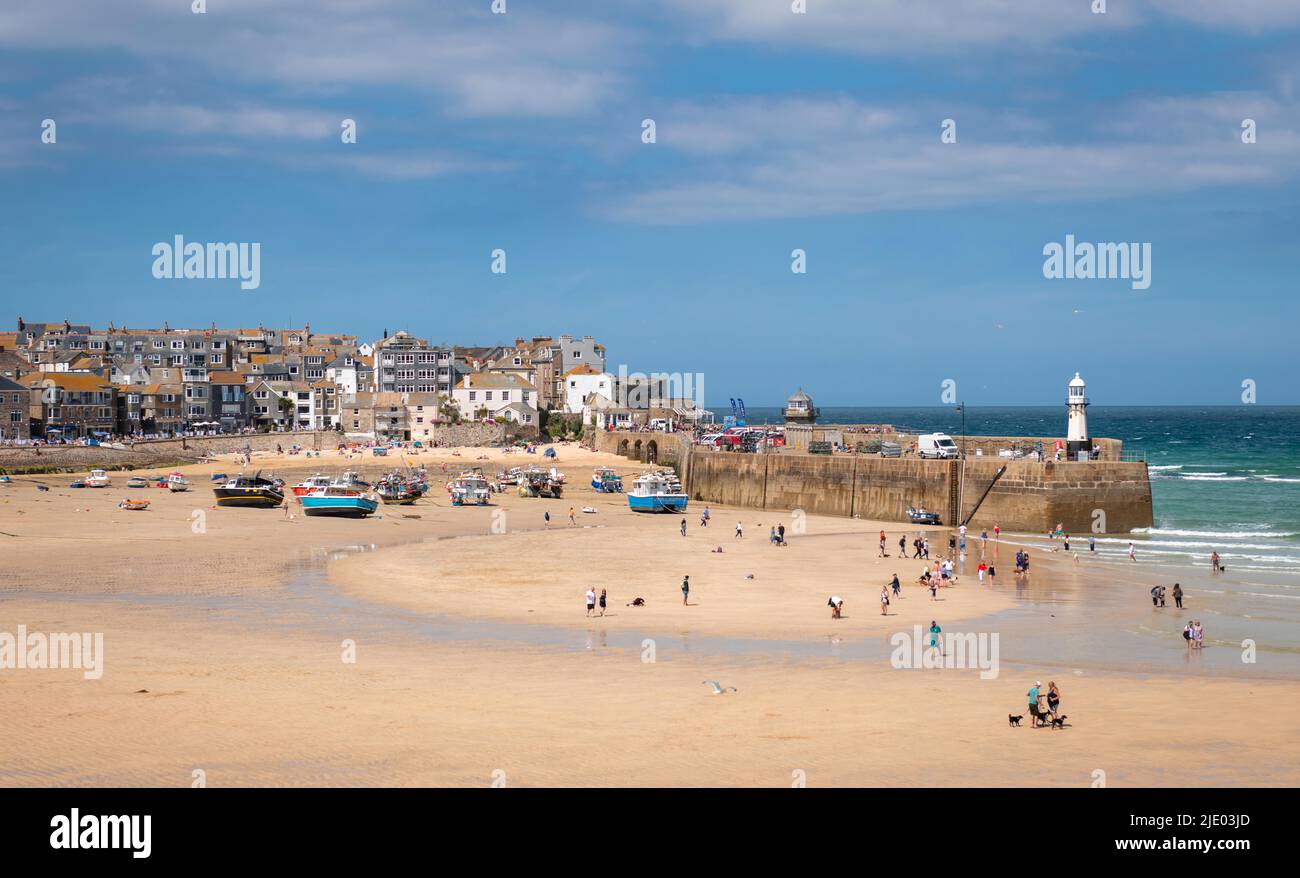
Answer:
[{"xmin": 1, "ymin": 0, "xmax": 1298, "ymax": 405}]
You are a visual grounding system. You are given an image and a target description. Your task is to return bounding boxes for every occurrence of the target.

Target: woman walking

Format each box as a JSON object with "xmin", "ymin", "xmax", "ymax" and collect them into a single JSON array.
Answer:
[
  {"xmin": 880, "ymin": 586, "xmax": 890, "ymax": 616},
  {"xmin": 1047, "ymin": 681, "xmax": 1061, "ymax": 718}
]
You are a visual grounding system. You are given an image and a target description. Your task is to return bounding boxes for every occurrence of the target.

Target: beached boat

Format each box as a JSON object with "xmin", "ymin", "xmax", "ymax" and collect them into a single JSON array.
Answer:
[
  {"xmin": 376, "ymin": 472, "xmax": 424, "ymax": 505},
  {"xmin": 213, "ymin": 472, "xmax": 284, "ymax": 508},
  {"xmin": 291, "ymin": 473, "xmax": 334, "ymax": 498},
  {"xmin": 448, "ymin": 470, "xmax": 492, "ymax": 506},
  {"xmin": 118, "ymin": 498, "xmax": 150, "ymax": 511},
  {"xmin": 167, "ymin": 472, "xmax": 191, "ymax": 492},
  {"xmin": 591, "ymin": 467, "xmax": 624, "ymax": 493},
  {"xmin": 517, "ymin": 466, "xmax": 564, "ymax": 498},
  {"xmin": 85, "ymin": 469, "xmax": 111, "ymax": 488},
  {"xmin": 300, "ymin": 485, "xmax": 379, "ymax": 518},
  {"xmin": 127, "ymin": 476, "xmax": 149, "ymax": 489},
  {"xmin": 627, "ymin": 472, "xmax": 688, "ymax": 513}
]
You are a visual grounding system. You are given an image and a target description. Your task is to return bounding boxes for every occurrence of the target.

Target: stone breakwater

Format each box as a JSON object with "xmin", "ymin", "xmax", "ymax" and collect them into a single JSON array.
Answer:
[{"xmin": 593, "ymin": 430, "xmax": 1153, "ymax": 534}]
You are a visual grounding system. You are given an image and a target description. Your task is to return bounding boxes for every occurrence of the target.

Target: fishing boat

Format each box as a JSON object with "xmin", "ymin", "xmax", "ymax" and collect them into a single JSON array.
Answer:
[
  {"xmin": 627, "ymin": 472, "xmax": 688, "ymax": 513},
  {"xmin": 300, "ymin": 485, "xmax": 379, "ymax": 518},
  {"xmin": 517, "ymin": 466, "xmax": 564, "ymax": 498},
  {"xmin": 291, "ymin": 473, "xmax": 334, "ymax": 498},
  {"xmin": 591, "ymin": 467, "xmax": 624, "ymax": 493},
  {"xmin": 213, "ymin": 472, "xmax": 285, "ymax": 508},
  {"xmin": 127, "ymin": 476, "xmax": 150, "ymax": 489},
  {"xmin": 376, "ymin": 472, "xmax": 424, "ymax": 505},
  {"xmin": 85, "ymin": 469, "xmax": 112, "ymax": 488},
  {"xmin": 167, "ymin": 472, "xmax": 191, "ymax": 493},
  {"xmin": 118, "ymin": 498, "xmax": 150, "ymax": 511},
  {"xmin": 448, "ymin": 470, "xmax": 492, "ymax": 506}
]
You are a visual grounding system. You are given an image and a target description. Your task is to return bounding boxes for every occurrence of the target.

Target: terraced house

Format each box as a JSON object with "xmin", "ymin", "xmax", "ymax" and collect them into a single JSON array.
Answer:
[
  {"xmin": 0, "ymin": 376, "xmax": 32, "ymax": 440},
  {"xmin": 19, "ymin": 372, "xmax": 117, "ymax": 439}
]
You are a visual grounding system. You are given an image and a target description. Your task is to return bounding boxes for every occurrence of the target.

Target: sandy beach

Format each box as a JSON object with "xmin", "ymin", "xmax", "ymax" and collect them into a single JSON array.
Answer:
[{"xmin": 2, "ymin": 444, "xmax": 1298, "ymax": 786}]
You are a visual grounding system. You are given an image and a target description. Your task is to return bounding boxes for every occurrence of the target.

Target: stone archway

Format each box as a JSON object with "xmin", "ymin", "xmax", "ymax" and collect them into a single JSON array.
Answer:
[
  {"xmin": 646, "ymin": 439, "xmax": 658, "ymax": 464},
  {"xmin": 633, "ymin": 439, "xmax": 643, "ymax": 462},
  {"xmin": 618, "ymin": 437, "xmax": 630, "ymax": 457}
]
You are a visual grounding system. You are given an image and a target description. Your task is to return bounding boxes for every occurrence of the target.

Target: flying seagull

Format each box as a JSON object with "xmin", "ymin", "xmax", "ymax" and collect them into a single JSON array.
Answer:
[{"xmin": 703, "ymin": 680, "xmax": 737, "ymax": 695}]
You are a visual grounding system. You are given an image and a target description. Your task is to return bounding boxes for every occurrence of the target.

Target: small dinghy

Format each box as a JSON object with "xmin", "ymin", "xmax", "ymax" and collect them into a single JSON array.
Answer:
[{"xmin": 118, "ymin": 498, "xmax": 150, "ymax": 511}]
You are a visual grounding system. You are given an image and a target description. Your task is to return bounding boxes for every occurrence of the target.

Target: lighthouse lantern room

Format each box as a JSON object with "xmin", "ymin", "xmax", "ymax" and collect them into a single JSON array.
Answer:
[{"xmin": 1066, "ymin": 372, "xmax": 1090, "ymax": 456}]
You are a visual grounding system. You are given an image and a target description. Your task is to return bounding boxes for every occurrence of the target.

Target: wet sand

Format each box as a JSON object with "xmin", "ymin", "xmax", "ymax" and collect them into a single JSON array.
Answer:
[{"xmin": 1, "ymin": 444, "xmax": 1297, "ymax": 786}]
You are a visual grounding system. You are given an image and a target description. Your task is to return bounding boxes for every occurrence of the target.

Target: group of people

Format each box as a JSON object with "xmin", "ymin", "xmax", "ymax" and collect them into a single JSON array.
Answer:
[
  {"xmin": 1026, "ymin": 680, "xmax": 1062, "ymax": 723},
  {"xmin": 1182, "ymin": 620, "xmax": 1206, "ymax": 650},
  {"xmin": 1149, "ymin": 583, "xmax": 1185, "ymax": 609}
]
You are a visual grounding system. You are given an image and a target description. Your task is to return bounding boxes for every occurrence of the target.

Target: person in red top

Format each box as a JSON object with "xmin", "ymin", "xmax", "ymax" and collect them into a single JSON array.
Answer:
[
  {"xmin": 993, "ymin": 524, "xmax": 1001, "ymax": 542},
  {"xmin": 977, "ymin": 561, "xmax": 988, "ymax": 583},
  {"xmin": 879, "ymin": 530, "xmax": 887, "ymax": 557}
]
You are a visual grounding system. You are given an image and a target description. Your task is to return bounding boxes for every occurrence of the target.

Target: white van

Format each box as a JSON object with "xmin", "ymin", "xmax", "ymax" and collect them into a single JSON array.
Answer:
[{"xmin": 917, "ymin": 433, "xmax": 961, "ymax": 459}]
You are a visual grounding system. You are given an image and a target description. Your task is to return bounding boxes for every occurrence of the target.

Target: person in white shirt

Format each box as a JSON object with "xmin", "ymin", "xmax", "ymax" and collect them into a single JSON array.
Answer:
[
  {"xmin": 827, "ymin": 596, "xmax": 844, "ymax": 619},
  {"xmin": 585, "ymin": 588, "xmax": 597, "ymax": 616}
]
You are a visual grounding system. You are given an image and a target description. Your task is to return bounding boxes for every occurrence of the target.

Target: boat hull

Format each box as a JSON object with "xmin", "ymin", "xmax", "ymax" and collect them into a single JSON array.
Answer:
[
  {"xmin": 213, "ymin": 488, "xmax": 284, "ymax": 508},
  {"xmin": 300, "ymin": 495, "xmax": 378, "ymax": 517},
  {"xmin": 628, "ymin": 493, "xmax": 688, "ymax": 513}
]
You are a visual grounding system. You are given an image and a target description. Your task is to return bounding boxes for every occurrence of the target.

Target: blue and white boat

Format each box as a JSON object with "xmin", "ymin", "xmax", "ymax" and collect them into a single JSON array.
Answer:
[
  {"xmin": 300, "ymin": 485, "xmax": 379, "ymax": 518},
  {"xmin": 627, "ymin": 472, "xmax": 688, "ymax": 513},
  {"xmin": 591, "ymin": 467, "xmax": 624, "ymax": 493}
]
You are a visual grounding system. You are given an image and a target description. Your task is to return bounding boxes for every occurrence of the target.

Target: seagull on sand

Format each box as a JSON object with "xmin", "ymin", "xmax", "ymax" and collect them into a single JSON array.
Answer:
[{"xmin": 703, "ymin": 680, "xmax": 737, "ymax": 695}]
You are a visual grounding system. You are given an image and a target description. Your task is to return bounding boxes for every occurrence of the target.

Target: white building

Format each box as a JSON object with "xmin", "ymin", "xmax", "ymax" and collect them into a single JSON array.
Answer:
[
  {"xmin": 452, "ymin": 373, "xmax": 538, "ymax": 426},
  {"xmin": 562, "ymin": 365, "xmax": 612, "ymax": 416}
]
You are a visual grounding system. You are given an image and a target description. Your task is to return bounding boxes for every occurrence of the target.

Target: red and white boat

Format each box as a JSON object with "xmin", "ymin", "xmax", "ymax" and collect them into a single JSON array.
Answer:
[{"xmin": 291, "ymin": 473, "xmax": 333, "ymax": 498}]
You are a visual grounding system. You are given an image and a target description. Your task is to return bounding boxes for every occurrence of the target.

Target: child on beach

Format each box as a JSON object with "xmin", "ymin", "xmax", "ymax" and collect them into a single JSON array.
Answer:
[
  {"xmin": 769, "ymin": 526, "xmax": 777, "ymax": 545},
  {"xmin": 828, "ymin": 596, "xmax": 844, "ymax": 619},
  {"xmin": 929, "ymin": 578, "xmax": 938, "ymax": 601},
  {"xmin": 569, "ymin": 507, "xmax": 576, "ymax": 526},
  {"xmin": 681, "ymin": 576, "xmax": 690, "ymax": 605},
  {"xmin": 880, "ymin": 586, "xmax": 890, "ymax": 615},
  {"xmin": 680, "ymin": 518, "xmax": 687, "ymax": 537},
  {"xmin": 1128, "ymin": 542, "xmax": 1137, "ymax": 561},
  {"xmin": 735, "ymin": 521, "xmax": 743, "ymax": 538}
]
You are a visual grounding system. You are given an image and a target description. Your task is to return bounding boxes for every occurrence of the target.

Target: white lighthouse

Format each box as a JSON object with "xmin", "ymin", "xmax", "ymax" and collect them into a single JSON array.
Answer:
[{"xmin": 1066, "ymin": 372, "xmax": 1090, "ymax": 456}]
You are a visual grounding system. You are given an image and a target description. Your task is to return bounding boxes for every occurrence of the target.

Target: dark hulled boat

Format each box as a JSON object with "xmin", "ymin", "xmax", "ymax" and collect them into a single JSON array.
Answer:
[{"xmin": 213, "ymin": 472, "xmax": 285, "ymax": 508}]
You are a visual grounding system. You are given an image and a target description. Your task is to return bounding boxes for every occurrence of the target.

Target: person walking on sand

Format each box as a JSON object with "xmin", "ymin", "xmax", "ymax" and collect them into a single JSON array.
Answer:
[
  {"xmin": 599, "ymin": 588, "xmax": 607, "ymax": 617},
  {"xmin": 1027, "ymin": 680, "xmax": 1042, "ymax": 719},
  {"xmin": 981, "ymin": 529, "xmax": 988, "ymax": 552},
  {"xmin": 929, "ymin": 621, "xmax": 942, "ymax": 656},
  {"xmin": 1047, "ymin": 681, "xmax": 1061, "ymax": 718},
  {"xmin": 1210, "ymin": 551, "xmax": 1221, "ymax": 573},
  {"xmin": 1183, "ymin": 621, "xmax": 1193, "ymax": 652},
  {"xmin": 585, "ymin": 587, "xmax": 596, "ymax": 617},
  {"xmin": 1089, "ymin": 534, "xmax": 1096, "ymax": 552},
  {"xmin": 769, "ymin": 526, "xmax": 777, "ymax": 545},
  {"xmin": 1173, "ymin": 582, "xmax": 1184, "ymax": 609},
  {"xmin": 680, "ymin": 518, "xmax": 687, "ymax": 537},
  {"xmin": 681, "ymin": 575, "xmax": 690, "ymax": 605},
  {"xmin": 994, "ymin": 524, "xmax": 1000, "ymax": 543},
  {"xmin": 1128, "ymin": 541, "xmax": 1137, "ymax": 562},
  {"xmin": 700, "ymin": 506, "xmax": 710, "ymax": 528},
  {"xmin": 735, "ymin": 521, "xmax": 743, "ymax": 539},
  {"xmin": 569, "ymin": 506, "xmax": 576, "ymax": 526},
  {"xmin": 899, "ymin": 535, "xmax": 908, "ymax": 558},
  {"xmin": 1193, "ymin": 620, "xmax": 1204, "ymax": 650},
  {"xmin": 987, "ymin": 563, "xmax": 996, "ymax": 584},
  {"xmin": 891, "ymin": 573, "xmax": 902, "ymax": 598},
  {"xmin": 880, "ymin": 586, "xmax": 890, "ymax": 615},
  {"xmin": 929, "ymin": 576, "xmax": 938, "ymax": 601},
  {"xmin": 879, "ymin": 530, "xmax": 887, "ymax": 557},
  {"xmin": 778, "ymin": 524, "xmax": 786, "ymax": 545},
  {"xmin": 977, "ymin": 561, "xmax": 987, "ymax": 583},
  {"xmin": 544, "ymin": 510, "xmax": 551, "ymax": 528}
]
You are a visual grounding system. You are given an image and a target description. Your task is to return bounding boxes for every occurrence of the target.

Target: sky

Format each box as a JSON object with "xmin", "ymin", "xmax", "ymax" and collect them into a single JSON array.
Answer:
[{"xmin": 1, "ymin": 0, "xmax": 1298, "ymax": 406}]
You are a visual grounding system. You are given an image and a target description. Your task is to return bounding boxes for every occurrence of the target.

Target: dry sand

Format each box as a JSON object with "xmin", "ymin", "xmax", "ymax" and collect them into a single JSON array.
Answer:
[{"xmin": 1, "ymin": 444, "xmax": 1297, "ymax": 786}]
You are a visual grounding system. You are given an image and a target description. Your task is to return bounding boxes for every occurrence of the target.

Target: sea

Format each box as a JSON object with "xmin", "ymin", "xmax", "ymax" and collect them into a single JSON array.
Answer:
[{"xmin": 734, "ymin": 405, "xmax": 1300, "ymax": 581}]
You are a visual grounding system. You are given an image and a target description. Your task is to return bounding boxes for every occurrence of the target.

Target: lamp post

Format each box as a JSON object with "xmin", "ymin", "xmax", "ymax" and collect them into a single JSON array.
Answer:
[{"xmin": 956, "ymin": 402, "xmax": 966, "ymax": 458}]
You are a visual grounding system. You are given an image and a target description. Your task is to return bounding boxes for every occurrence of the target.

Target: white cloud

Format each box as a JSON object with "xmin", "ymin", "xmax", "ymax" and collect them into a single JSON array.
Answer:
[
  {"xmin": 0, "ymin": 0, "xmax": 632, "ymax": 118},
  {"xmin": 1151, "ymin": 0, "xmax": 1300, "ymax": 32},
  {"xmin": 604, "ymin": 93, "xmax": 1300, "ymax": 223}
]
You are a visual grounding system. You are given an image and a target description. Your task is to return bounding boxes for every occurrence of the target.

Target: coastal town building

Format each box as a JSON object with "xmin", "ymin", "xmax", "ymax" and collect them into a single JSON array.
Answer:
[
  {"xmin": 562, "ymin": 365, "xmax": 613, "ymax": 415},
  {"xmin": 452, "ymin": 372, "xmax": 538, "ymax": 425},
  {"xmin": 0, "ymin": 376, "xmax": 33, "ymax": 440},
  {"xmin": 19, "ymin": 372, "xmax": 117, "ymax": 439}
]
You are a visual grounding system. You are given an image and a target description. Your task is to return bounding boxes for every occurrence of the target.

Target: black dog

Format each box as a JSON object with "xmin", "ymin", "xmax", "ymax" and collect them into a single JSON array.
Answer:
[
  {"xmin": 1008, "ymin": 714, "xmax": 1023, "ymax": 727},
  {"xmin": 1050, "ymin": 714, "xmax": 1068, "ymax": 730},
  {"xmin": 626, "ymin": 597, "xmax": 646, "ymax": 607}
]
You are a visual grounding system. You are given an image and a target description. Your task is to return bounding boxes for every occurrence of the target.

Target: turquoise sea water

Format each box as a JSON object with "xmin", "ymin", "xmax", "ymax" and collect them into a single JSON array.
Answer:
[{"xmin": 736, "ymin": 405, "xmax": 1300, "ymax": 579}]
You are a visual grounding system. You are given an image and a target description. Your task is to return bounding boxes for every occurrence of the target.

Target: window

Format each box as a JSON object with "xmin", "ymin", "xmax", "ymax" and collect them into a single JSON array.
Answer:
[
  {"xmin": 171, "ymin": 340, "xmax": 184, "ymax": 350},
  {"xmin": 501, "ymin": 391, "xmax": 509, "ymax": 402},
  {"xmin": 468, "ymin": 391, "xmax": 476, "ymax": 401},
  {"xmin": 485, "ymin": 392, "xmax": 493, "ymax": 401}
]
